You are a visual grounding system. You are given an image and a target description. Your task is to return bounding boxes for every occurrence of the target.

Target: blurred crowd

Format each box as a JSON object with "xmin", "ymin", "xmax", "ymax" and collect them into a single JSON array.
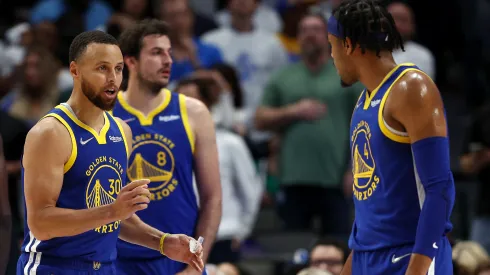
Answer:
[{"xmin": 0, "ymin": 0, "xmax": 490, "ymax": 274}]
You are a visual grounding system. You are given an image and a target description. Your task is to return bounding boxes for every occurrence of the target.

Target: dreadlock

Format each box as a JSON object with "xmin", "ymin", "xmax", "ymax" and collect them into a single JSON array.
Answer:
[{"xmin": 332, "ymin": 0, "xmax": 404, "ymax": 57}]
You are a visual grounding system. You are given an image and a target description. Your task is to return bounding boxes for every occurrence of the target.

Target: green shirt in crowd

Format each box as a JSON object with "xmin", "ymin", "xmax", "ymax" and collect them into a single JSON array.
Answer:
[{"xmin": 261, "ymin": 60, "xmax": 363, "ymax": 188}]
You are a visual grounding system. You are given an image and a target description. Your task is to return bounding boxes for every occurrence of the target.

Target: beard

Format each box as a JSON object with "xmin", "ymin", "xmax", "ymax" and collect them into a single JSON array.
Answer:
[
  {"xmin": 137, "ymin": 71, "xmax": 167, "ymax": 95},
  {"xmin": 80, "ymin": 78, "xmax": 117, "ymax": 111},
  {"xmin": 341, "ymin": 79, "xmax": 352, "ymax": 87}
]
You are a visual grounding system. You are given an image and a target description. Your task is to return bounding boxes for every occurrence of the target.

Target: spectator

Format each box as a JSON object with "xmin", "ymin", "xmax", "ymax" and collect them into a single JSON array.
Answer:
[
  {"xmin": 105, "ymin": 0, "xmax": 154, "ymax": 39},
  {"xmin": 216, "ymin": 0, "xmax": 283, "ymax": 33},
  {"xmin": 29, "ymin": 0, "xmax": 112, "ymax": 31},
  {"xmin": 388, "ymin": 1, "xmax": 436, "ymax": 79},
  {"xmin": 202, "ymin": 0, "xmax": 288, "ymax": 156},
  {"xmin": 176, "ymin": 77, "xmax": 262, "ymax": 264},
  {"xmin": 452, "ymin": 241, "xmax": 490, "ymax": 275},
  {"xmin": 460, "ymin": 105, "xmax": 490, "ymax": 253},
  {"xmin": 0, "ymin": 135, "xmax": 11, "ymax": 275},
  {"xmin": 254, "ymin": 12, "xmax": 362, "ymax": 235},
  {"xmin": 0, "ymin": 46, "xmax": 64, "ymax": 126},
  {"xmin": 308, "ymin": 237, "xmax": 347, "ymax": 275},
  {"xmin": 297, "ymin": 267, "xmax": 333, "ymax": 275},
  {"xmin": 0, "ymin": 110, "xmax": 28, "ymax": 275},
  {"xmin": 160, "ymin": 0, "xmax": 223, "ymax": 83},
  {"xmin": 158, "ymin": 0, "xmax": 219, "ymax": 38}
]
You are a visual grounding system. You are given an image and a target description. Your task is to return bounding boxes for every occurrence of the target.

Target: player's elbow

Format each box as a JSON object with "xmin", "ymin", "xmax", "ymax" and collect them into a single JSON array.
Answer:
[{"xmin": 28, "ymin": 218, "xmax": 52, "ymax": 241}]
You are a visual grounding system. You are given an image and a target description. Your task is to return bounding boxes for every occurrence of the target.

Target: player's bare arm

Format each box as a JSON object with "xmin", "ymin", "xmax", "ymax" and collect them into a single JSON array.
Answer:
[
  {"xmin": 24, "ymin": 118, "xmax": 149, "ymax": 241},
  {"xmin": 340, "ymin": 251, "xmax": 353, "ymax": 275},
  {"xmin": 187, "ymin": 96, "xmax": 222, "ymax": 263},
  {"xmin": 115, "ymin": 117, "xmax": 205, "ymax": 272},
  {"xmin": 386, "ymin": 71, "xmax": 450, "ymax": 275},
  {"xmin": 0, "ymin": 135, "xmax": 11, "ymax": 274}
]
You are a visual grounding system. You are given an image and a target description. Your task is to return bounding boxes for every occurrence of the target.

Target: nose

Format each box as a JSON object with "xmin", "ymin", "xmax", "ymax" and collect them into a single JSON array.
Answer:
[{"xmin": 107, "ymin": 69, "xmax": 116, "ymax": 83}]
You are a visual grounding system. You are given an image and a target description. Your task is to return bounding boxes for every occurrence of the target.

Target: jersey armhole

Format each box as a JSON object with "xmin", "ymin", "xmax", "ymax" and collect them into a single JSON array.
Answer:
[
  {"xmin": 377, "ymin": 68, "xmax": 425, "ymax": 144},
  {"xmin": 178, "ymin": 94, "xmax": 195, "ymax": 153},
  {"xmin": 111, "ymin": 114, "xmax": 130, "ymax": 159},
  {"xmin": 41, "ymin": 113, "xmax": 78, "ymax": 173}
]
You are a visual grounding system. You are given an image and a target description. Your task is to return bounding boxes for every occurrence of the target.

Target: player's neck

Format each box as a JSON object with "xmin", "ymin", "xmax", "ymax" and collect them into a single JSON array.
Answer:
[
  {"xmin": 66, "ymin": 89, "xmax": 105, "ymax": 131},
  {"xmin": 124, "ymin": 80, "xmax": 166, "ymax": 115},
  {"xmin": 358, "ymin": 54, "xmax": 397, "ymax": 94}
]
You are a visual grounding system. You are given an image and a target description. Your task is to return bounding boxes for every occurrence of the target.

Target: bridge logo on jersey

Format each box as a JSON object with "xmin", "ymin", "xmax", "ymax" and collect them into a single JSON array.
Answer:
[
  {"xmin": 128, "ymin": 132, "xmax": 179, "ymax": 201},
  {"xmin": 351, "ymin": 120, "xmax": 380, "ymax": 201},
  {"xmin": 85, "ymin": 156, "xmax": 125, "ymax": 234}
]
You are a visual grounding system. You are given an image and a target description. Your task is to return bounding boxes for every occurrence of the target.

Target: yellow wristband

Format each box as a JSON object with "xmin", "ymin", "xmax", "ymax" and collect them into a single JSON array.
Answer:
[{"xmin": 159, "ymin": 233, "xmax": 169, "ymax": 256}]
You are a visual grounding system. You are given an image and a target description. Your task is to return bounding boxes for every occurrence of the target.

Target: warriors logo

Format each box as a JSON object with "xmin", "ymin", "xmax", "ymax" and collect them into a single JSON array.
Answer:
[
  {"xmin": 85, "ymin": 156, "xmax": 125, "ymax": 233},
  {"xmin": 128, "ymin": 133, "xmax": 179, "ymax": 201},
  {"xmin": 351, "ymin": 120, "xmax": 380, "ymax": 201}
]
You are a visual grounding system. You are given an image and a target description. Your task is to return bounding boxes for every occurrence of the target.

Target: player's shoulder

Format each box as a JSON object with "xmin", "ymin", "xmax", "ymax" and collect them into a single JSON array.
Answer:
[
  {"xmin": 182, "ymin": 94, "xmax": 210, "ymax": 118},
  {"xmin": 390, "ymin": 69, "xmax": 442, "ymax": 110},
  {"xmin": 25, "ymin": 117, "xmax": 71, "ymax": 149}
]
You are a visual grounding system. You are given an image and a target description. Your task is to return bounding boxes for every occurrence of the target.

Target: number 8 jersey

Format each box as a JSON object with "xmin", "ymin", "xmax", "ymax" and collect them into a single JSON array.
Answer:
[{"xmin": 111, "ymin": 89, "xmax": 198, "ymax": 260}]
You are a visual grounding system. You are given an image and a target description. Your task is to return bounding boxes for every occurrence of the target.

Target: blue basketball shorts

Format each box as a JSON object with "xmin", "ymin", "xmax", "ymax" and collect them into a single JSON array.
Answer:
[
  {"xmin": 17, "ymin": 252, "xmax": 116, "ymax": 275},
  {"xmin": 352, "ymin": 237, "xmax": 453, "ymax": 275},
  {"xmin": 115, "ymin": 256, "xmax": 207, "ymax": 275}
]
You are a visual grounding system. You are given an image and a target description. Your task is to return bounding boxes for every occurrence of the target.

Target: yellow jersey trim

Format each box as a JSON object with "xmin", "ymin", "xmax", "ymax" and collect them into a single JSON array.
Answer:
[
  {"xmin": 116, "ymin": 89, "xmax": 171, "ymax": 126},
  {"xmin": 56, "ymin": 105, "xmax": 109, "ymax": 144},
  {"xmin": 179, "ymin": 94, "xmax": 195, "ymax": 153},
  {"xmin": 363, "ymin": 63, "xmax": 416, "ymax": 110},
  {"xmin": 378, "ymin": 68, "xmax": 426, "ymax": 144},
  {"xmin": 42, "ymin": 113, "xmax": 77, "ymax": 173},
  {"xmin": 110, "ymin": 113, "xmax": 130, "ymax": 160}
]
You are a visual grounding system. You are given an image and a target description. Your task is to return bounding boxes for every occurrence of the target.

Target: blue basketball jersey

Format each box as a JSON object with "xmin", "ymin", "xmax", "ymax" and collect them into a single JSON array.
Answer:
[
  {"xmin": 348, "ymin": 63, "xmax": 454, "ymax": 251},
  {"xmin": 112, "ymin": 89, "xmax": 198, "ymax": 260},
  {"xmin": 20, "ymin": 104, "xmax": 129, "ymax": 263}
]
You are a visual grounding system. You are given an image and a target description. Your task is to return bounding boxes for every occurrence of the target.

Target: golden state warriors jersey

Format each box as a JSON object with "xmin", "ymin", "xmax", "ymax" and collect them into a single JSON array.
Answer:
[
  {"xmin": 348, "ymin": 63, "xmax": 453, "ymax": 251},
  {"xmin": 111, "ymin": 89, "xmax": 197, "ymax": 260},
  {"xmin": 20, "ymin": 104, "xmax": 129, "ymax": 262}
]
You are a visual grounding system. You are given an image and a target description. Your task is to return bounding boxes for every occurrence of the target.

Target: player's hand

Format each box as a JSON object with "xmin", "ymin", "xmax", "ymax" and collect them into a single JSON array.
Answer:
[
  {"xmin": 110, "ymin": 179, "xmax": 150, "ymax": 220},
  {"xmin": 292, "ymin": 99, "xmax": 327, "ymax": 120},
  {"xmin": 175, "ymin": 265, "xmax": 203, "ymax": 275},
  {"xmin": 164, "ymin": 234, "xmax": 204, "ymax": 272}
]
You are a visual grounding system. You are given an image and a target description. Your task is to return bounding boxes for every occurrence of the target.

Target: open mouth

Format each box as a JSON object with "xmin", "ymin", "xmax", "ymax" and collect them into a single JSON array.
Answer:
[{"xmin": 104, "ymin": 88, "xmax": 116, "ymax": 95}]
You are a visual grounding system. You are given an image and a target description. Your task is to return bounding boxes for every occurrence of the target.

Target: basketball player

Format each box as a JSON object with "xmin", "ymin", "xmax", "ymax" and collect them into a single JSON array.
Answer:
[
  {"xmin": 327, "ymin": 1, "xmax": 455, "ymax": 275},
  {"xmin": 112, "ymin": 19, "xmax": 222, "ymax": 275},
  {"xmin": 17, "ymin": 30, "xmax": 204, "ymax": 275}
]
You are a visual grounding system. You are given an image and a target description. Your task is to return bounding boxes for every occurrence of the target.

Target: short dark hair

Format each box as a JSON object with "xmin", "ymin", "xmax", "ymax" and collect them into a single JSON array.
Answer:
[
  {"xmin": 68, "ymin": 30, "xmax": 118, "ymax": 62},
  {"xmin": 118, "ymin": 19, "xmax": 170, "ymax": 59},
  {"xmin": 311, "ymin": 236, "xmax": 349, "ymax": 262},
  {"xmin": 176, "ymin": 77, "xmax": 216, "ymax": 107},
  {"xmin": 332, "ymin": 0, "xmax": 404, "ymax": 56}
]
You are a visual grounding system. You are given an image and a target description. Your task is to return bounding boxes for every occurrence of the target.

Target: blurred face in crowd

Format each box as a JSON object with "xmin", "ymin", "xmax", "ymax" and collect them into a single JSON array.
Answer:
[
  {"xmin": 228, "ymin": 0, "xmax": 257, "ymax": 19},
  {"xmin": 129, "ymin": 34, "xmax": 172, "ymax": 92},
  {"xmin": 309, "ymin": 244, "xmax": 344, "ymax": 275},
  {"xmin": 177, "ymin": 82, "xmax": 201, "ymax": 99},
  {"xmin": 124, "ymin": 0, "xmax": 148, "ymax": 18},
  {"xmin": 387, "ymin": 2, "xmax": 415, "ymax": 41},
  {"xmin": 72, "ymin": 43, "xmax": 124, "ymax": 110},
  {"xmin": 34, "ymin": 22, "xmax": 58, "ymax": 52},
  {"xmin": 298, "ymin": 15, "xmax": 328, "ymax": 59},
  {"xmin": 161, "ymin": 0, "xmax": 194, "ymax": 36},
  {"xmin": 24, "ymin": 53, "xmax": 43, "ymax": 89}
]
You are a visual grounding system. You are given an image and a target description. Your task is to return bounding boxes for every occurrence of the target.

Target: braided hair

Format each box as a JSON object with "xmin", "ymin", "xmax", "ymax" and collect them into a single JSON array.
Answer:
[{"xmin": 332, "ymin": 0, "xmax": 404, "ymax": 57}]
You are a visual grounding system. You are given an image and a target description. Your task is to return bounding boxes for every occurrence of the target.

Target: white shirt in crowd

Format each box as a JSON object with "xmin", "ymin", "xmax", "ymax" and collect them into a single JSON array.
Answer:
[
  {"xmin": 214, "ymin": 128, "xmax": 263, "ymax": 241},
  {"xmin": 215, "ymin": 4, "xmax": 283, "ymax": 33},
  {"xmin": 393, "ymin": 40, "xmax": 436, "ymax": 79},
  {"xmin": 202, "ymin": 27, "xmax": 288, "ymax": 141}
]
